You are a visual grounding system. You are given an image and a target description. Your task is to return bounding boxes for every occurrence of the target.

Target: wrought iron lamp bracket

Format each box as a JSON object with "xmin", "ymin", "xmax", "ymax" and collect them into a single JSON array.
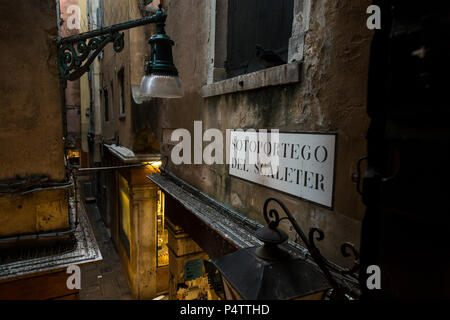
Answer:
[
  {"xmin": 57, "ymin": 4, "xmax": 167, "ymax": 88},
  {"xmin": 263, "ymin": 197, "xmax": 360, "ymax": 299}
]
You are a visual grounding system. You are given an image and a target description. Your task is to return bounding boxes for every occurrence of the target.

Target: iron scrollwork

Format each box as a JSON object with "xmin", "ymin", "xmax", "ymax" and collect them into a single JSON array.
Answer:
[
  {"xmin": 56, "ymin": 3, "xmax": 167, "ymax": 88},
  {"xmin": 308, "ymin": 228, "xmax": 360, "ymax": 277},
  {"xmin": 263, "ymin": 197, "xmax": 360, "ymax": 299},
  {"xmin": 58, "ymin": 32, "xmax": 124, "ymax": 87}
]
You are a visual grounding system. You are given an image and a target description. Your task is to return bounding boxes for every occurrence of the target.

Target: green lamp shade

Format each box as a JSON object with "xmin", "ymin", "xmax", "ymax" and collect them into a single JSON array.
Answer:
[
  {"xmin": 140, "ymin": 30, "xmax": 184, "ymax": 99},
  {"xmin": 140, "ymin": 73, "xmax": 184, "ymax": 99}
]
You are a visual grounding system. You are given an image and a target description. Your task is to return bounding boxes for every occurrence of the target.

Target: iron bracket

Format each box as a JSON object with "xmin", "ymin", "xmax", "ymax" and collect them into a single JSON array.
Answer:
[{"xmin": 57, "ymin": 4, "xmax": 166, "ymax": 88}]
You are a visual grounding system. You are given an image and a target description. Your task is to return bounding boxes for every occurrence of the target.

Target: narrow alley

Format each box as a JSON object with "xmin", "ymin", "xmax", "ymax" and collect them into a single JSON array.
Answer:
[
  {"xmin": 1, "ymin": 0, "xmax": 449, "ymax": 305},
  {"xmin": 78, "ymin": 180, "xmax": 131, "ymax": 300}
]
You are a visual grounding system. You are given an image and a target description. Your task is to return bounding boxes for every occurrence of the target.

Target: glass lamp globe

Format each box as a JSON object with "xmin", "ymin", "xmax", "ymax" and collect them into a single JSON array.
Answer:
[{"xmin": 140, "ymin": 73, "xmax": 184, "ymax": 99}]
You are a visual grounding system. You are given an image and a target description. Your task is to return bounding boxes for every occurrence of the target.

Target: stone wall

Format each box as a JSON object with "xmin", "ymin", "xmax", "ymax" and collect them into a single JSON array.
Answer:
[
  {"xmin": 157, "ymin": 0, "xmax": 373, "ymax": 266},
  {"xmin": 98, "ymin": 0, "xmax": 162, "ymax": 154},
  {"xmin": 0, "ymin": 0, "xmax": 66, "ymax": 181},
  {"xmin": 0, "ymin": 0, "xmax": 69, "ymax": 236}
]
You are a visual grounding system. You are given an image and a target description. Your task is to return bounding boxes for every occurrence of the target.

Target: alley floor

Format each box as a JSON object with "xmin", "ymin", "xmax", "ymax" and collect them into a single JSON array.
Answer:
[{"xmin": 79, "ymin": 197, "xmax": 132, "ymax": 300}]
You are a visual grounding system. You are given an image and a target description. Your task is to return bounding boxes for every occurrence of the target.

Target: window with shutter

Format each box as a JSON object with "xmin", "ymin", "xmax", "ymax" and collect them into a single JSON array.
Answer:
[
  {"xmin": 203, "ymin": 0, "xmax": 308, "ymax": 97},
  {"xmin": 226, "ymin": 0, "xmax": 294, "ymax": 79}
]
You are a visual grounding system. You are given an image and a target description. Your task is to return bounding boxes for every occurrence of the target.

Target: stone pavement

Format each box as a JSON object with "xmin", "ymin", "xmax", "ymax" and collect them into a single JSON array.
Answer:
[{"xmin": 79, "ymin": 201, "xmax": 133, "ymax": 300}]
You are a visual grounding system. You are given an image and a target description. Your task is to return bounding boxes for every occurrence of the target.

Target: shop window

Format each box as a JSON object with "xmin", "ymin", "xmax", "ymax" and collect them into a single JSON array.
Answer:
[
  {"xmin": 66, "ymin": 149, "xmax": 80, "ymax": 166},
  {"xmin": 157, "ymin": 190, "xmax": 168, "ymax": 267},
  {"xmin": 176, "ymin": 259, "xmax": 224, "ymax": 300},
  {"xmin": 118, "ymin": 174, "xmax": 131, "ymax": 258}
]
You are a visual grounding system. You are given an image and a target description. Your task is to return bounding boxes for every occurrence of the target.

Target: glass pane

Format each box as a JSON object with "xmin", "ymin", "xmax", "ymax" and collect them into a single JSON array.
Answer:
[
  {"xmin": 157, "ymin": 190, "xmax": 168, "ymax": 267},
  {"xmin": 119, "ymin": 174, "xmax": 131, "ymax": 256}
]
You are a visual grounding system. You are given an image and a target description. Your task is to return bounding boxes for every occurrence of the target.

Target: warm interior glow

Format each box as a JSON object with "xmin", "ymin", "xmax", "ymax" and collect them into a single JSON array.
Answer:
[
  {"xmin": 157, "ymin": 190, "xmax": 168, "ymax": 267},
  {"xmin": 140, "ymin": 74, "xmax": 184, "ymax": 99},
  {"xmin": 144, "ymin": 161, "xmax": 162, "ymax": 173},
  {"xmin": 118, "ymin": 175, "xmax": 131, "ymax": 253},
  {"xmin": 148, "ymin": 161, "xmax": 162, "ymax": 167},
  {"xmin": 66, "ymin": 150, "xmax": 80, "ymax": 159}
]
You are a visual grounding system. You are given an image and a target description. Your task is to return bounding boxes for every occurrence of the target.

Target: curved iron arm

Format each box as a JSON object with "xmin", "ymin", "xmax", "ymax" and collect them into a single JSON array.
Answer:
[
  {"xmin": 58, "ymin": 32, "xmax": 125, "ymax": 85},
  {"xmin": 263, "ymin": 197, "xmax": 360, "ymax": 299},
  {"xmin": 57, "ymin": 4, "xmax": 166, "ymax": 88}
]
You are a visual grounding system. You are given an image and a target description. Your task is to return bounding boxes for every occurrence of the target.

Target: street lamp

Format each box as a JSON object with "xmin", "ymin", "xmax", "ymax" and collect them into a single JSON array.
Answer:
[
  {"xmin": 213, "ymin": 198, "xmax": 360, "ymax": 300},
  {"xmin": 140, "ymin": 12, "xmax": 184, "ymax": 99},
  {"xmin": 57, "ymin": 4, "xmax": 183, "ymax": 99}
]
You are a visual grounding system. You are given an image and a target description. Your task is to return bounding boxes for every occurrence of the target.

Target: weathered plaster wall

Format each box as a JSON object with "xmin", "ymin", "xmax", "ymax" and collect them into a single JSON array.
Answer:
[
  {"xmin": 0, "ymin": 0, "xmax": 66, "ymax": 181},
  {"xmin": 99, "ymin": 0, "xmax": 162, "ymax": 153},
  {"xmin": 159, "ymin": 0, "xmax": 373, "ymax": 266},
  {"xmin": 78, "ymin": 0, "xmax": 90, "ymax": 154},
  {"xmin": 60, "ymin": 0, "xmax": 82, "ymax": 152},
  {"xmin": 0, "ymin": 189, "xmax": 69, "ymax": 237},
  {"xmin": 60, "ymin": 0, "xmax": 81, "ymax": 109},
  {"xmin": 99, "ymin": 0, "xmax": 141, "ymax": 150},
  {"xmin": 0, "ymin": 0, "xmax": 69, "ymax": 236},
  {"xmin": 100, "ymin": 0, "xmax": 132, "ymax": 146}
]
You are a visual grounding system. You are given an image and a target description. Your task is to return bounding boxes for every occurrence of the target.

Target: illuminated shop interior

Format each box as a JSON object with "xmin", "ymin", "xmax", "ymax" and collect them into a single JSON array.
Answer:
[{"xmin": 157, "ymin": 190, "xmax": 168, "ymax": 267}]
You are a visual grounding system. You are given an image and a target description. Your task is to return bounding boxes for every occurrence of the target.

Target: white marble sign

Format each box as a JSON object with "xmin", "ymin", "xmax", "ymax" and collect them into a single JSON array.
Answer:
[{"xmin": 229, "ymin": 130, "xmax": 336, "ymax": 208}]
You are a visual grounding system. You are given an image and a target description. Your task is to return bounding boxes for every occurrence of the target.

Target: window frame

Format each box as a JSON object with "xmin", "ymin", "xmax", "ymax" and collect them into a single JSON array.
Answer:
[
  {"xmin": 203, "ymin": 0, "xmax": 310, "ymax": 97},
  {"xmin": 225, "ymin": 0, "xmax": 295, "ymax": 79},
  {"xmin": 118, "ymin": 67, "xmax": 126, "ymax": 119}
]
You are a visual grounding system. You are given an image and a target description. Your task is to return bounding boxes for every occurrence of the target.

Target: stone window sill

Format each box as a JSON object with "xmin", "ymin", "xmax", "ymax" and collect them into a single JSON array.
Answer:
[{"xmin": 201, "ymin": 62, "xmax": 301, "ymax": 98}]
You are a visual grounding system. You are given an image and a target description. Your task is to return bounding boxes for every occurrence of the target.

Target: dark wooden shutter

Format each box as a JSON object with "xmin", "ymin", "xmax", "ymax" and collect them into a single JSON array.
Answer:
[{"xmin": 226, "ymin": 0, "xmax": 294, "ymax": 79}]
